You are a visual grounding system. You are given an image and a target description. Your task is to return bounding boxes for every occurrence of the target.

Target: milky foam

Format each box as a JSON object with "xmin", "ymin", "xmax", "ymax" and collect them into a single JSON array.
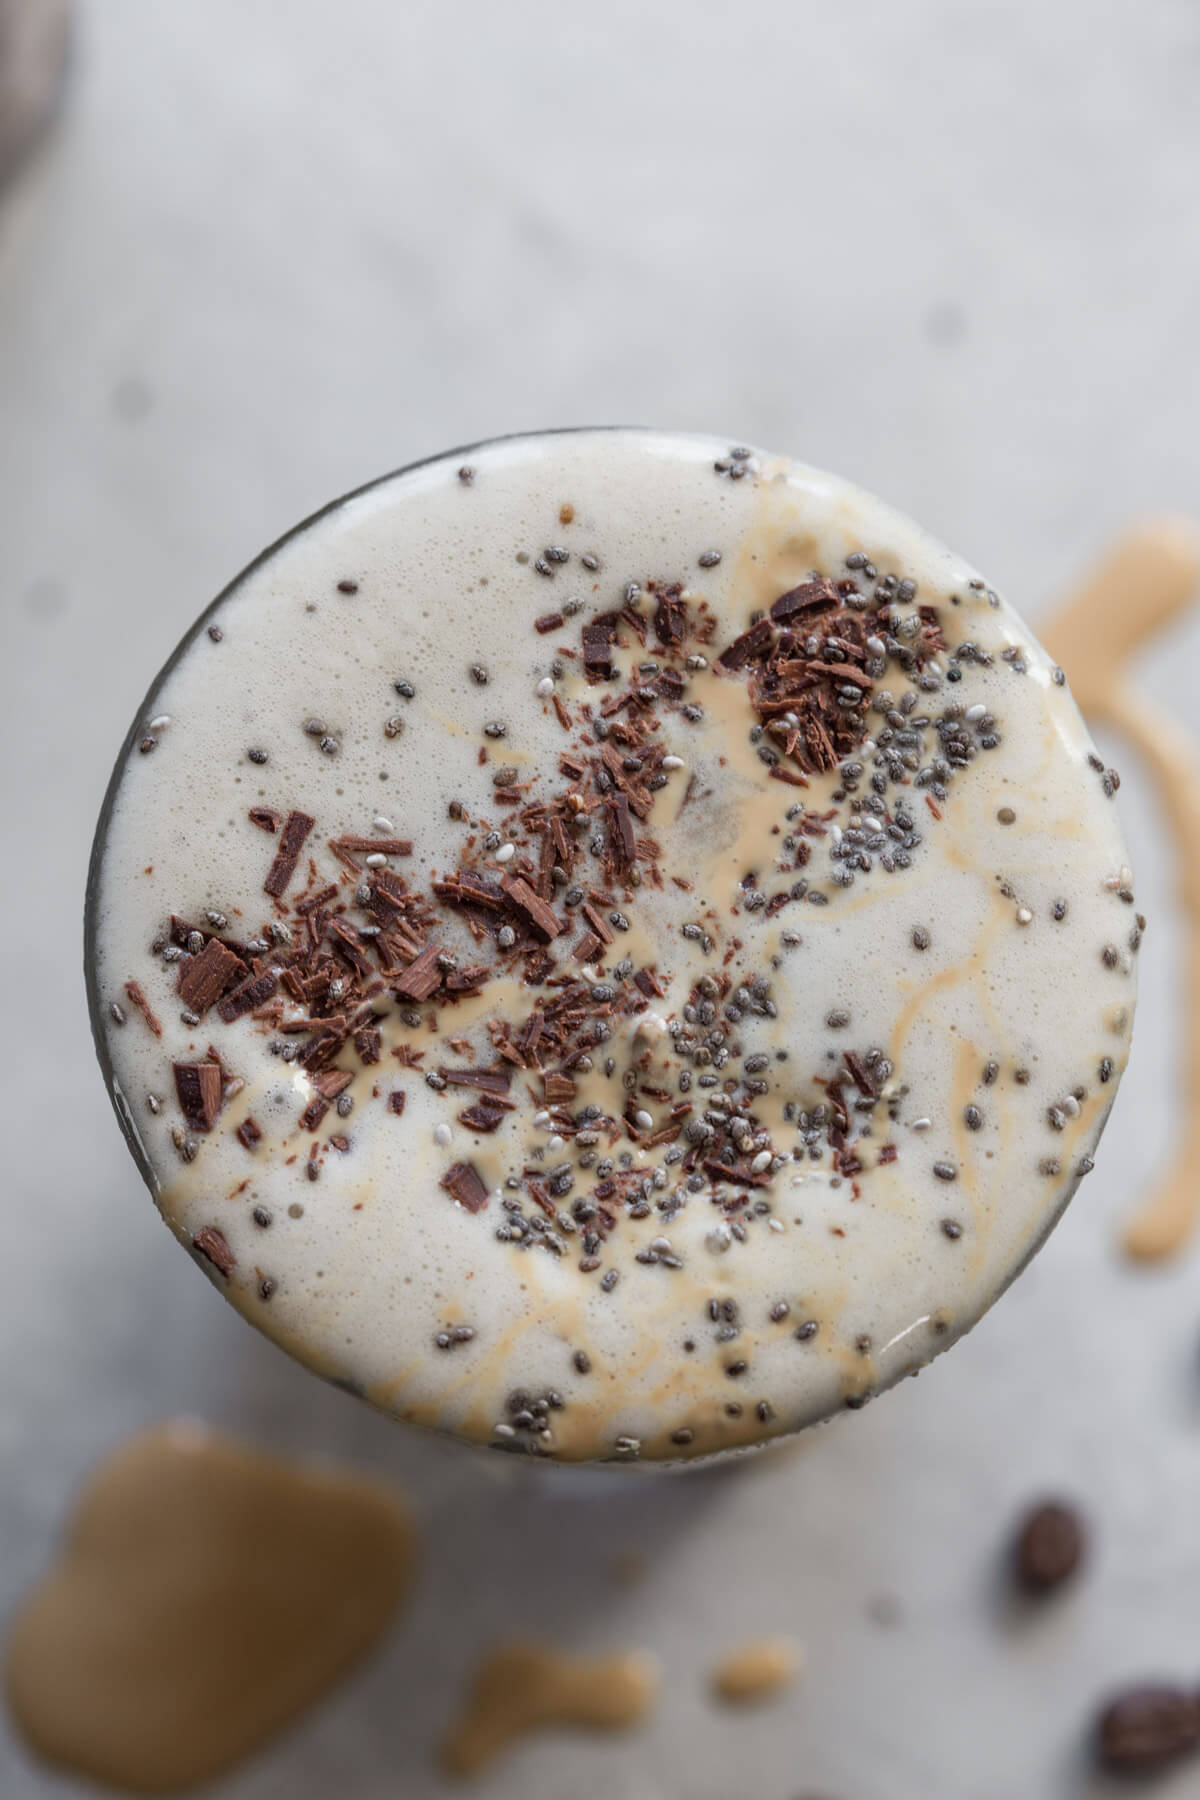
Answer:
[{"xmin": 89, "ymin": 430, "xmax": 1138, "ymax": 1462}]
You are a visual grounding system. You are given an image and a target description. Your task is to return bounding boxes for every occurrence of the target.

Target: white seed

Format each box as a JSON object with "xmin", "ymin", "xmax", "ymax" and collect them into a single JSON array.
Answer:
[
  {"xmin": 548, "ymin": 1134, "xmax": 565, "ymax": 1152},
  {"xmin": 661, "ymin": 754, "xmax": 685, "ymax": 770},
  {"xmin": 965, "ymin": 703, "xmax": 986, "ymax": 721},
  {"xmin": 536, "ymin": 677, "xmax": 555, "ymax": 698},
  {"xmin": 365, "ymin": 852, "xmax": 388, "ymax": 867},
  {"xmin": 496, "ymin": 843, "xmax": 516, "ymax": 863},
  {"xmin": 433, "ymin": 1122, "xmax": 452, "ymax": 1146},
  {"xmin": 751, "ymin": 1149, "xmax": 773, "ymax": 1173},
  {"xmin": 1062, "ymin": 1094, "xmax": 1080, "ymax": 1117},
  {"xmin": 706, "ymin": 1223, "xmax": 732, "ymax": 1253},
  {"xmin": 866, "ymin": 636, "xmax": 886, "ymax": 658},
  {"xmin": 373, "ymin": 815, "xmax": 394, "ymax": 832},
  {"xmin": 911, "ymin": 1117, "xmax": 932, "ymax": 1131},
  {"xmin": 634, "ymin": 1109, "xmax": 654, "ymax": 1130},
  {"xmin": 650, "ymin": 1236, "xmax": 672, "ymax": 1254},
  {"xmin": 149, "ymin": 713, "xmax": 171, "ymax": 731},
  {"xmin": 768, "ymin": 1216, "xmax": 785, "ymax": 1233},
  {"xmin": 635, "ymin": 1012, "xmax": 667, "ymax": 1044},
  {"xmin": 1016, "ymin": 906, "xmax": 1033, "ymax": 925},
  {"xmin": 532, "ymin": 1109, "xmax": 552, "ymax": 1129}
]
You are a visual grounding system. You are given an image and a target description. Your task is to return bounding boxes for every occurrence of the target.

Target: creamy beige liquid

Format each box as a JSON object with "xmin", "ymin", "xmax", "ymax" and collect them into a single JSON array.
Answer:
[
  {"xmin": 441, "ymin": 1641, "xmax": 658, "ymax": 1776},
  {"xmin": 1041, "ymin": 520, "xmax": 1200, "ymax": 1262},
  {"xmin": 90, "ymin": 430, "xmax": 1138, "ymax": 1463},
  {"xmin": 4, "ymin": 1423, "xmax": 414, "ymax": 1793},
  {"xmin": 710, "ymin": 1637, "xmax": 802, "ymax": 1704}
]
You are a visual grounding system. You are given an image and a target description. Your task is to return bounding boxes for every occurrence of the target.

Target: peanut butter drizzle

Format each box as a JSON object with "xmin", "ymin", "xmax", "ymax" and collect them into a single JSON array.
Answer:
[
  {"xmin": 1041, "ymin": 521, "xmax": 1200, "ymax": 1261},
  {"xmin": 710, "ymin": 1636, "xmax": 803, "ymax": 1704},
  {"xmin": 4, "ymin": 1423, "xmax": 415, "ymax": 1795},
  {"xmin": 441, "ymin": 1641, "xmax": 658, "ymax": 1776}
]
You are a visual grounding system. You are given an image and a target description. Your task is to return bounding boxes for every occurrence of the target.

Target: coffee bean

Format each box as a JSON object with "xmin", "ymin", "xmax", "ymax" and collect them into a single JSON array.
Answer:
[
  {"xmin": 1096, "ymin": 1685, "xmax": 1200, "ymax": 1772},
  {"xmin": 1014, "ymin": 1500, "xmax": 1085, "ymax": 1591}
]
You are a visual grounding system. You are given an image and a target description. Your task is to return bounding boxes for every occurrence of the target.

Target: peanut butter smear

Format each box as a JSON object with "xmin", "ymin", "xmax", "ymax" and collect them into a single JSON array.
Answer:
[
  {"xmin": 441, "ymin": 1641, "xmax": 658, "ymax": 1776},
  {"xmin": 4, "ymin": 1423, "xmax": 415, "ymax": 1794},
  {"xmin": 90, "ymin": 430, "xmax": 1138, "ymax": 1462},
  {"xmin": 1042, "ymin": 521, "xmax": 1200, "ymax": 1262},
  {"xmin": 711, "ymin": 1636, "xmax": 803, "ymax": 1703}
]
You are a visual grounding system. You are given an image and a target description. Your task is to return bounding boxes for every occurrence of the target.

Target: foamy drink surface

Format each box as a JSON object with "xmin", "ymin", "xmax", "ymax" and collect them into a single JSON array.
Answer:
[{"xmin": 89, "ymin": 431, "xmax": 1138, "ymax": 1462}]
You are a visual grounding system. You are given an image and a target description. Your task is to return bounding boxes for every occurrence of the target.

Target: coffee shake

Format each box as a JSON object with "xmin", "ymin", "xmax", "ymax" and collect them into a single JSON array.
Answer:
[{"xmin": 87, "ymin": 430, "xmax": 1138, "ymax": 1462}]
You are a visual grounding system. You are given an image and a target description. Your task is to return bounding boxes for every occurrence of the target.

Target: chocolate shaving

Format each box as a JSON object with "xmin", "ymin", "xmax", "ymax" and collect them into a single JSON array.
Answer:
[
  {"xmin": 519, "ymin": 1008, "xmax": 544, "ymax": 1060},
  {"xmin": 535, "ymin": 610, "xmax": 565, "ymax": 634},
  {"xmin": 543, "ymin": 1071, "xmax": 577, "ymax": 1104},
  {"xmin": 444, "ymin": 964, "xmax": 489, "ymax": 994},
  {"xmin": 300, "ymin": 1093, "xmax": 330, "ymax": 1131},
  {"xmin": 235, "ymin": 1117, "xmax": 262, "ymax": 1149},
  {"xmin": 807, "ymin": 659, "xmax": 872, "ymax": 688},
  {"xmin": 653, "ymin": 587, "xmax": 688, "ymax": 645},
  {"xmin": 388, "ymin": 1090, "xmax": 406, "ymax": 1116},
  {"xmin": 364, "ymin": 869, "xmax": 411, "ymax": 922},
  {"xmin": 458, "ymin": 1101, "xmax": 510, "ymax": 1131},
  {"xmin": 177, "ymin": 938, "xmax": 248, "ymax": 1015},
  {"xmin": 549, "ymin": 814, "xmax": 573, "ymax": 864},
  {"xmin": 216, "ymin": 970, "xmax": 279, "ymax": 1023},
  {"xmin": 618, "ymin": 603, "xmax": 647, "ymax": 644},
  {"xmin": 434, "ymin": 871, "xmax": 506, "ymax": 913},
  {"xmin": 843, "ymin": 1050, "xmax": 878, "ymax": 1097},
  {"xmin": 192, "ymin": 1226, "xmax": 235, "ymax": 1277},
  {"xmin": 769, "ymin": 578, "xmax": 839, "ymax": 623},
  {"xmin": 330, "ymin": 835, "xmax": 413, "ymax": 858},
  {"xmin": 312, "ymin": 1068, "xmax": 353, "ymax": 1101},
  {"xmin": 123, "ymin": 979, "xmax": 162, "ymax": 1037},
  {"xmin": 582, "ymin": 612, "xmax": 619, "ymax": 679},
  {"xmin": 296, "ymin": 883, "xmax": 339, "ymax": 914},
  {"xmin": 438, "ymin": 1065, "xmax": 513, "ymax": 1095},
  {"xmin": 501, "ymin": 875, "xmax": 563, "ymax": 940},
  {"xmin": 248, "ymin": 806, "xmax": 282, "ymax": 833},
  {"xmin": 263, "ymin": 811, "xmax": 315, "ymax": 897},
  {"xmin": 918, "ymin": 605, "xmax": 947, "ymax": 650},
  {"xmin": 609, "ymin": 793, "xmax": 636, "ymax": 868},
  {"xmin": 297, "ymin": 1019, "xmax": 349, "ymax": 1071},
  {"xmin": 392, "ymin": 942, "xmax": 445, "ymax": 1000},
  {"xmin": 716, "ymin": 618, "xmax": 773, "ymax": 671},
  {"xmin": 440, "ymin": 1160, "xmax": 489, "ymax": 1212},
  {"xmin": 173, "ymin": 1060, "xmax": 223, "ymax": 1132},
  {"xmin": 701, "ymin": 1155, "xmax": 771, "ymax": 1188},
  {"xmin": 643, "ymin": 1117, "xmax": 686, "ymax": 1149},
  {"xmin": 353, "ymin": 1024, "xmax": 382, "ymax": 1064},
  {"xmin": 581, "ymin": 902, "xmax": 613, "ymax": 945},
  {"xmin": 327, "ymin": 917, "xmax": 374, "ymax": 976},
  {"xmin": 573, "ymin": 931, "xmax": 603, "ymax": 963}
]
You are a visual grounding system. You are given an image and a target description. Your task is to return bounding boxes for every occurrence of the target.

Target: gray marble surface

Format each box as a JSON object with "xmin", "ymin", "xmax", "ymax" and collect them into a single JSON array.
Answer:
[{"xmin": 2, "ymin": 3, "xmax": 1200, "ymax": 1796}]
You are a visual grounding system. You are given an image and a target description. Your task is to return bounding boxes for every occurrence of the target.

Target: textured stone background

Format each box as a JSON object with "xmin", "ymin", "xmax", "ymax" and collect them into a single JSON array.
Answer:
[{"xmin": 2, "ymin": 3, "xmax": 1199, "ymax": 1796}]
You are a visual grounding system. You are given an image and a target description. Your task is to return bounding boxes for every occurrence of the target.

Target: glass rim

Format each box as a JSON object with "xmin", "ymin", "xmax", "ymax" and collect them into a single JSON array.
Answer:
[{"xmin": 82, "ymin": 424, "xmax": 1103, "ymax": 1463}]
